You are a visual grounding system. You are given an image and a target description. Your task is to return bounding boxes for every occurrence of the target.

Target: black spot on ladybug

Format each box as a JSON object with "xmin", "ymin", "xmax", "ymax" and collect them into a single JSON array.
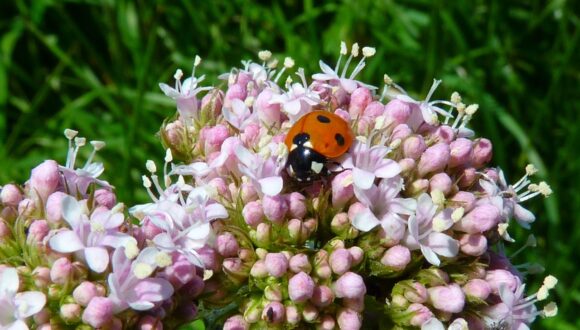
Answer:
[
  {"xmin": 316, "ymin": 115, "xmax": 331, "ymax": 123},
  {"xmin": 293, "ymin": 132, "xmax": 310, "ymax": 146},
  {"xmin": 335, "ymin": 133, "xmax": 345, "ymax": 146}
]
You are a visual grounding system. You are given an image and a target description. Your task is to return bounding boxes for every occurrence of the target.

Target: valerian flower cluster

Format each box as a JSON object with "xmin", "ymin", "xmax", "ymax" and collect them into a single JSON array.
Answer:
[{"xmin": 0, "ymin": 42, "xmax": 557, "ymax": 329}]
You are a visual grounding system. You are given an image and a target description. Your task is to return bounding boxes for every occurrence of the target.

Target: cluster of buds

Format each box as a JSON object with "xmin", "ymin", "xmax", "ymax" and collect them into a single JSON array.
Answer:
[
  {"xmin": 0, "ymin": 133, "xmax": 206, "ymax": 329},
  {"xmin": 1, "ymin": 42, "xmax": 558, "ymax": 329}
]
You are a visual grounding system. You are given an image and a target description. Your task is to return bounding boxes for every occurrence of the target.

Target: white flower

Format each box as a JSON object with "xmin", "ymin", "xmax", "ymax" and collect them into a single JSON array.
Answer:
[{"xmin": 0, "ymin": 268, "xmax": 46, "ymax": 329}]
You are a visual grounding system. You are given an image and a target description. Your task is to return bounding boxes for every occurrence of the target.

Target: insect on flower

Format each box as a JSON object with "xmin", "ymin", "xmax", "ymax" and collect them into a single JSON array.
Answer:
[{"xmin": 284, "ymin": 110, "xmax": 354, "ymax": 182}]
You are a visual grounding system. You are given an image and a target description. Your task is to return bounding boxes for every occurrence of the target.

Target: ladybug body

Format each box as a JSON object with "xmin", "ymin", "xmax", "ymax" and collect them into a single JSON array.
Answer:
[{"xmin": 285, "ymin": 111, "xmax": 354, "ymax": 182}]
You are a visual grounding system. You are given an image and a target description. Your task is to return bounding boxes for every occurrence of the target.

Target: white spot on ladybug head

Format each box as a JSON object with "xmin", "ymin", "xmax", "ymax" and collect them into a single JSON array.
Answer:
[
  {"xmin": 303, "ymin": 141, "xmax": 314, "ymax": 149},
  {"xmin": 311, "ymin": 161, "xmax": 324, "ymax": 174},
  {"xmin": 290, "ymin": 144, "xmax": 298, "ymax": 151}
]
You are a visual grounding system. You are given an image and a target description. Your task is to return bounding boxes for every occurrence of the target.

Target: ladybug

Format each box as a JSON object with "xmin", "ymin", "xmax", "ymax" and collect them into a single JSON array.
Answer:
[{"xmin": 285, "ymin": 110, "xmax": 354, "ymax": 182}]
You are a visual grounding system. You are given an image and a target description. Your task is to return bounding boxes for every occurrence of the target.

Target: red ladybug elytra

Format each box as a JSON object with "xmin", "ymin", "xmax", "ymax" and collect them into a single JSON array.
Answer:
[{"xmin": 284, "ymin": 110, "xmax": 354, "ymax": 182}]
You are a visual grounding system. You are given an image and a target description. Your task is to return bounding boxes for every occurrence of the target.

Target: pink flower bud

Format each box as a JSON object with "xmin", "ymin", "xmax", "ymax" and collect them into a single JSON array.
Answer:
[
  {"xmin": 240, "ymin": 123, "xmax": 260, "ymax": 147},
  {"xmin": 462, "ymin": 279, "xmax": 491, "ymax": 300},
  {"xmin": 30, "ymin": 160, "xmax": 60, "ymax": 201},
  {"xmin": 27, "ymin": 220, "xmax": 49, "ymax": 243},
  {"xmin": 333, "ymin": 272, "xmax": 366, "ymax": 299},
  {"xmin": 381, "ymin": 245, "xmax": 411, "ymax": 271},
  {"xmin": 349, "ymin": 87, "xmax": 372, "ymax": 117},
  {"xmin": 484, "ymin": 168, "xmax": 499, "ymax": 182},
  {"xmin": 454, "ymin": 204, "xmax": 500, "ymax": 233},
  {"xmin": 240, "ymin": 182, "xmax": 258, "ymax": 204},
  {"xmin": 197, "ymin": 246, "xmax": 220, "ymax": 272},
  {"xmin": 18, "ymin": 198, "xmax": 36, "ymax": 217},
  {"xmin": 471, "ymin": 138, "xmax": 493, "ymax": 168},
  {"xmin": 30, "ymin": 266, "xmax": 49, "ymax": 289},
  {"xmin": 82, "ymin": 297, "xmax": 114, "ymax": 328},
  {"xmin": 162, "ymin": 254, "xmax": 197, "ymax": 288},
  {"xmin": 216, "ymin": 232, "xmax": 240, "ymax": 257},
  {"xmin": 485, "ymin": 269, "xmax": 519, "ymax": 294},
  {"xmin": 0, "ymin": 220, "xmax": 10, "ymax": 241},
  {"xmin": 137, "ymin": 315, "xmax": 164, "ymax": 330},
  {"xmin": 182, "ymin": 275, "xmax": 205, "ymax": 298},
  {"xmin": 385, "ymin": 99, "xmax": 411, "ymax": 125},
  {"xmin": 428, "ymin": 284, "xmax": 465, "ymax": 313},
  {"xmin": 285, "ymin": 305, "xmax": 301, "ymax": 325},
  {"xmin": 407, "ymin": 303, "xmax": 434, "ymax": 326},
  {"xmin": 262, "ymin": 301, "xmax": 285, "ymax": 324},
  {"xmin": 94, "ymin": 189, "xmax": 116, "ymax": 209},
  {"xmin": 364, "ymin": 101, "xmax": 386, "ymax": 119},
  {"xmin": 50, "ymin": 257, "xmax": 72, "ymax": 284},
  {"xmin": 224, "ymin": 83, "xmax": 247, "ymax": 107},
  {"xmin": 347, "ymin": 202, "xmax": 366, "ymax": 223},
  {"xmin": 449, "ymin": 138, "xmax": 473, "ymax": 168},
  {"xmin": 432, "ymin": 125, "xmax": 455, "ymax": 144},
  {"xmin": 45, "ymin": 192, "xmax": 67, "ymax": 223},
  {"xmin": 201, "ymin": 89, "xmax": 224, "ymax": 116},
  {"xmin": 457, "ymin": 167, "xmax": 477, "ymax": 188},
  {"xmin": 329, "ymin": 248, "xmax": 353, "ymax": 275},
  {"xmin": 403, "ymin": 135, "xmax": 426, "ymax": 160},
  {"xmin": 391, "ymin": 124, "xmax": 412, "ymax": 141},
  {"xmin": 286, "ymin": 192, "xmax": 307, "ymax": 219},
  {"xmin": 318, "ymin": 314, "xmax": 336, "ymax": 330},
  {"xmin": 331, "ymin": 108, "xmax": 349, "ymax": 122},
  {"xmin": 404, "ymin": 282, "xmax": 428, "ymax": 304},
  {"xmin": 141, "ymin": 218, "xmax": 163, "ymax": 240},
  {"xmin": 450, "ymin": 191, "xmax": 476, "ymax": 212},
  {"xmin": 250, "ymin": 260, "xmax": 268, "ymax": 278},
  {"xmin": 73, "ymin": 281, "xmax": 101, "ymax": 306},
  {"xmin": 459, "ymin": 233, "xmax": 488, "ymax": 256},
  {"xmin": 242, "ymin": 201, "xmax": 263, "ymax": 227},
  {"xmin": 348, "ymin": 246, "xmax": 364, "ymax": 267},
  {"xmin": 60, "ymin": 303, "xmax": 81, "ymax": 322},
  {"xmin": 312, "ymin": 285, "xmax": 334, "ymax": 307},
  {"xmin": 429, "ymin": 173, "xmax": 453, "ymax": 196},
  {"xmin": 255, "ymin": 223, "xmax": 271, "ymax": 246},
  {"xmin": 398, "ymin": 158, "xmax": 416, "ymax": 174},
  {"xmin": 223, "ymin": 315, "xmax": 249, "ymax": 330},
  {"xmin": 302, "ymin": 303, "xmax": 319, "ymax": 322},
  {"xmin": 265, "ymin": 253, "xmax": 288, "ymax": 278},
  {"xmin": 408, "ymin": 179, "xmax": 429, "ymax": 195},
  {"xmin": 289, "ymin": 253, "xmax": 311, "ymax": 273},
  {"xmin": 262, "ymin": 195, "xmax": 288, "ymax": 224},
  {"xmin": 331, "ymin": 170, "xmax": 354, "ymax": 208},
  {"xmin": 417, "ymin": 143, "xmax": 451, "ymax": 176},
  {"xmin": 288, "ymin": 272, "xmax": 315, "ymax": 302},
  {"xmin": 286, "ymin": 218, "xmax": 302, "ymax": 242},
  {"xmin": 330, "ymin": 212, "xmax": 350, "ymax": 236},
  {"xmin": 1, "ymin": 184, "xmax": 22, "ymax": 206},
  {"xmin": 337, "ymin": 308, "xmax": 362, "ymax": 330}
]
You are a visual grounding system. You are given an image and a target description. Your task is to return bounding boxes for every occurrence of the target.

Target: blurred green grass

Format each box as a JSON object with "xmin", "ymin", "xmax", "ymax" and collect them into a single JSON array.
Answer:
[{"xmin": 0, "ymin": 0, "xmax": 578, "ymax": 328}]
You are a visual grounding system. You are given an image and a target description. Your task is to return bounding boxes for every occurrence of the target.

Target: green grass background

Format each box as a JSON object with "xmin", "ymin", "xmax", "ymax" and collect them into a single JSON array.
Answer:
[{"xmin": 1, "ymin": 0, "xmax": 578, "ymax": 328}]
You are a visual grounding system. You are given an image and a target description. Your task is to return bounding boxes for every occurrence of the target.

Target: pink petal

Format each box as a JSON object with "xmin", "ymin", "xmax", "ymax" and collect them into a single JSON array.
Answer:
[
  {"xmin": 284, "ymin": 99, "xmax": 302, "ymax": 116},
  {"xmin": 352, "ymin": 208, "xmax": 381, "ymax": 232},
  {"xmin": 259, "ymin": 176, "xmax": 283, "ymax": 196},
  {"xmin": 421, "ymin": 318, "xmax": 445, "ymax": 330},
  {"xmin": 186, "ymin": 223, "xmax": 211, "ymax": 241},
  {"xmin": 426, "ymin": 232, "xmax": 459, "ymax": 258},
  {"xmin": 353, "ymin": 167, "xmax": 376, "ymax": 190},
  {"xmin": 85, "ymin": 247, "xmax": 110, "ymax": 273},
  {"xmin": 153, "ymin": 233, "xmax": 176, "ymax": 250},
  {"xmin": 14, "ymin": 291, "xmax": 46, "ymax": 318},
  {"xmin": 49, "ymin": 230, "xmax": 84, "ymax": 253},
  {"xmin": 514, "ymin": 204, "xmax": 535, "ymax": 229},
  {"xmin": 420, "ymin": 245, "xmax": 441, "ymax": 266},
  {"xmin": 374, "ymin": 160, "xmax": 401, "ymax": 179},
  {"xmin": 128, "ymin": 278, "xmax": 174, "ymax": 309},
  {"xmin": 62, "ymin": 196, "xmax": 83, "ymax": 228},
  {"xmin": 205, "ymin": 203, "xmax": 229, "ymax": 220},
  {"xmin": 0, "ymin": 267, "xmax": 19, "ymax": 296}
]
